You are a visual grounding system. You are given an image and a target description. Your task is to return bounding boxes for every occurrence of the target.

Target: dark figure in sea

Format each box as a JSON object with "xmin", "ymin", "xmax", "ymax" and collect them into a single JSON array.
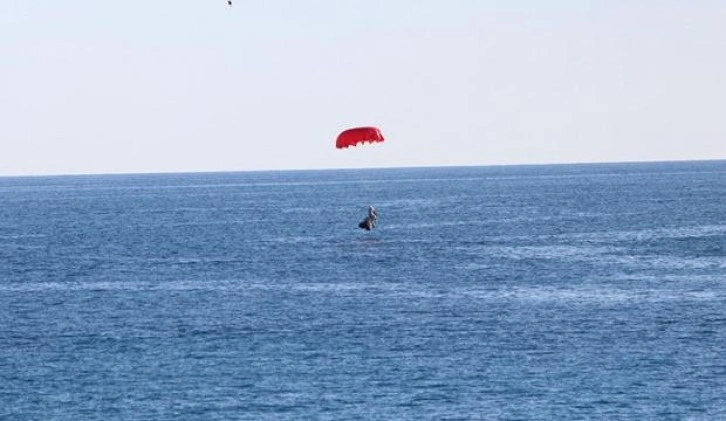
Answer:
[{"xmin": 359, "ymin": 205, "xmax": 378, "ymax": 231}]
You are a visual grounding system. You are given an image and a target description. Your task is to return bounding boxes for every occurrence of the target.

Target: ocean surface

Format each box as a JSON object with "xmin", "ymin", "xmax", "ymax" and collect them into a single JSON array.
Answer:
[{"xmin": 1, "ymin": 161, "xmax": 725, "ymax": 420}]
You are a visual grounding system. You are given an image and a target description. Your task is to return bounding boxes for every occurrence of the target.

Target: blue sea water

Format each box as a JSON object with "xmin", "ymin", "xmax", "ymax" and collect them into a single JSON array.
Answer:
[{"xmin": 1, "ymin": 161, "xmax": 725, "ymax": 420}]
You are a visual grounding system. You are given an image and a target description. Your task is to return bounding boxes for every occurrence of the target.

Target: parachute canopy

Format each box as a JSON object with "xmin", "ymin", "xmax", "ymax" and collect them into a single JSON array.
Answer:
[{"xmin": 335, "ymin": 126, "xmax": 385, "ymax": 149}]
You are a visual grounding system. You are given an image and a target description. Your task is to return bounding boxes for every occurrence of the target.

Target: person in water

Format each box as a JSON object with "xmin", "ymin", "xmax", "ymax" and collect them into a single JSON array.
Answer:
[{"xmin": 359, "ymin": 205, "xmax": 378, "ymax": 230}]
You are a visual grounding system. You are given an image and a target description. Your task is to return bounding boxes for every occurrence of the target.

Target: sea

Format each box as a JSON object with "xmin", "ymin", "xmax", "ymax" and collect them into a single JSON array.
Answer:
[{"xmin": 1, "ymin": 161, "xmax": 725, "ymax": 420}]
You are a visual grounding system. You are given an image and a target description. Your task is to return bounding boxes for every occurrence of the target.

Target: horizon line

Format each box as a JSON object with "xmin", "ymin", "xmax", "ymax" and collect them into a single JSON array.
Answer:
[{"xmin": 1, "ymin": 158, "xmax": 724, "ymax": 179}]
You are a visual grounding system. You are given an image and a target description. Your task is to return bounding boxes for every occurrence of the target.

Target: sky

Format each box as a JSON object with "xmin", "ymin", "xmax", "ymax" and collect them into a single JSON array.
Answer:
[{"xmin": 1, "ymin": 0, "xmax": 725, "ymax": 176}]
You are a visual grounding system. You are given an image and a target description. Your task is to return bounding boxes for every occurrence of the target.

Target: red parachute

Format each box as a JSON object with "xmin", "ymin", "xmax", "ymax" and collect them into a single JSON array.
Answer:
[{"xmin": 335, "ymin": 126, "xmax": 385, "ymax": 149}]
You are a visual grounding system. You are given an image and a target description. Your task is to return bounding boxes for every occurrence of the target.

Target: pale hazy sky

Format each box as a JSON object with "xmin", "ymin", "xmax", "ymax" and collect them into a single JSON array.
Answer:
[{"xmin": 2, "ymin": 1, "xmax": 725, "ymax": 176}]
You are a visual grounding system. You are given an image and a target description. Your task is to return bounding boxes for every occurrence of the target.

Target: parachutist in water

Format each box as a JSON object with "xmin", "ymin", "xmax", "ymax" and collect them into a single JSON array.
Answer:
[{"xmin": 359, "ymin": 206, "xmax": 378, "ymax": 231}]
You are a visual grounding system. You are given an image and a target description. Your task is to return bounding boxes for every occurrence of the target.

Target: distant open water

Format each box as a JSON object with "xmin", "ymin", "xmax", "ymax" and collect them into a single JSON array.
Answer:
[{"xmin": 1, "ymin": 161, "xmax": 725, "ymax": 420}]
